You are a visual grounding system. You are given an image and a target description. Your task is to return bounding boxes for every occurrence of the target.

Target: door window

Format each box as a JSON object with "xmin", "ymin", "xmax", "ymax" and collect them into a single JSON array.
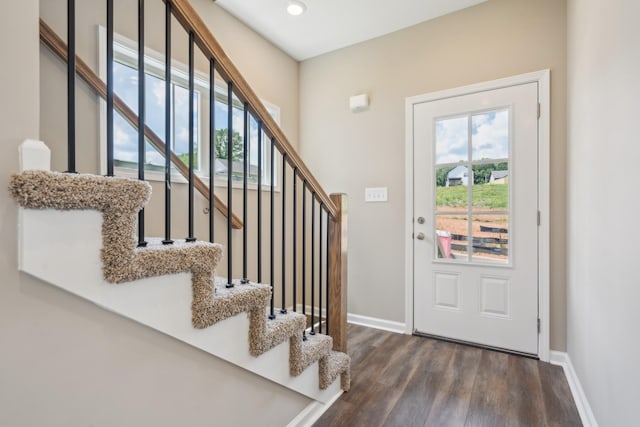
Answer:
[{"xmin": 434, "ymin": 109, "xmax": 510, "ymax": 264}]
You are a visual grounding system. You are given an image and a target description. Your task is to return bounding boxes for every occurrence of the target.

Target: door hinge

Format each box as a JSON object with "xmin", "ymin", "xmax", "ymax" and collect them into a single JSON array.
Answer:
[
  {"xmin": 537, "ymin": 210, "xmax": 541, "ymax": 226},
  {"xmin": 537, "ymin": 318, "xmax": 541, "ymax": 334},
  {"xmin": 537, "ymin": 102, "xmax": 541, "ymax": 119}
]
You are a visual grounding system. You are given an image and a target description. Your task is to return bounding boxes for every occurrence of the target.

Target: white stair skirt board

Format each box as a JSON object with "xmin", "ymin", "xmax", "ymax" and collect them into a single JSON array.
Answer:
[
  {"xmin": 347, "ymin": 313, "xmax": 406, "ymax": 334},
  {"xmin": 286, "ymin": 390, "xmax": 344, "ymax": 427},
  {"xmin": 549, "ymin": 351, "xmax": 598, "ymax": 427},
  {"xmin": 18, "ymin": 207, "xmax": 340, "ymax": 402}
]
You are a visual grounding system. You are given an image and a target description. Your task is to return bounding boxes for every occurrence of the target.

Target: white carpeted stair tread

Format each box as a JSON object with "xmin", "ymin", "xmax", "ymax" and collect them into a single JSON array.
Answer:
[
  {"xmin": 290, "ymin": 333, "xmax": 333, "ymax": 376},
  {"xmin": 249, "ymin": 311, "xmax": 306, "ymax": 356},
  {"xmin": 319, "ymin": 350, "xmax": 351, "ymax": 391},
  {"xmin": 139, "ymin": 237, "xmax": 219, "ymax": 250},
  {"xmin": 191, "ymin": 278, "xmax": 271, "ymax": 328}
]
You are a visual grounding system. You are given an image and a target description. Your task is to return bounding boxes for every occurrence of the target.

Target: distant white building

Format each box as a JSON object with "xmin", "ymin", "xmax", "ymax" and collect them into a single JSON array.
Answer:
[
  {"xmin": 489, "ymin": 170, "xmax": 509, "ymax": 184},
  {"xmin": 214, "ymin": 158, "xmax": 259, "ymax": 177},
  {"xmin": 446, "ymin": 165, "xmax": 471, "ymax": 187}
]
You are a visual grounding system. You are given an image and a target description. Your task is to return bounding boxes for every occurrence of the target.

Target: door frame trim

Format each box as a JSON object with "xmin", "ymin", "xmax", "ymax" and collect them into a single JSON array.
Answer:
[{"xmin": 403, "ymin": 70, "xmax": 551, "ymax": 361}]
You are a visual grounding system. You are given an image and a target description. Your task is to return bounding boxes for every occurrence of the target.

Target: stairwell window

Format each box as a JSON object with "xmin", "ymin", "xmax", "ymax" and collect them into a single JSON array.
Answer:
[{"xmin": 98, "ymin": 27, "xmax": 279, "ymax": 187}]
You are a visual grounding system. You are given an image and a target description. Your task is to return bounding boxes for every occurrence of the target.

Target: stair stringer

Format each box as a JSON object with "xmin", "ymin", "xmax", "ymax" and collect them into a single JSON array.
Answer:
[{"xmin": 16, "ymin": 206, "xmax": 341, "ymax": 402}]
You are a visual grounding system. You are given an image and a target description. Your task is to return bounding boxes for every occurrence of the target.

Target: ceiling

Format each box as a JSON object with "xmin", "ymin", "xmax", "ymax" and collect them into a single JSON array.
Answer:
[{"xmin": 215, "ymin": 0, "xmax": 488, "ymax": 61}]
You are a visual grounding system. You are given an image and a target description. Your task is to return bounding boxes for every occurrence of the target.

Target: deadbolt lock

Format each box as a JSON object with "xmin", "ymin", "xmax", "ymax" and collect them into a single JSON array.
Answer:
[{"xmin": 417, "ymin": 217, "xmax": 425, "ymax": 224}]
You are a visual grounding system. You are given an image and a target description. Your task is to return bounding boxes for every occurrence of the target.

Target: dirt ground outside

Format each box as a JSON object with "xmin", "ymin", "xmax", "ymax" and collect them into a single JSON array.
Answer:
[{"xmin": 435, "ymin": 208, "xmax": 508, "ymax": 261}]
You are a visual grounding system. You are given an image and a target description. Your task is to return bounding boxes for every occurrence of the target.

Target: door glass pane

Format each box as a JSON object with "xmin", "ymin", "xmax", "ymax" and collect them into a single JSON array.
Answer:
[
  {"xmin": 433, "ymin": 109, "xmax": 512, "ymax": 265},
  {"xmin": 471, "ymin": 163, "xmax": 508, "ymax": 210},
  {"xmin": 470, "ymin": 214, "xmax": 509, "ymax": 263},
  {"xmin": 435, "ymin": 116, "xmax": 468, "ymax": 165},
  {"xmin": 436, "ymin": 166, "xmax": 468, "ymax": 211},
  {"xmin": 435, "ymin": 214, "xmax": 469, "ymax": 260},
  {"xmin": 471, "ymin": 109, "xmax": 509, "ymax": 161}
]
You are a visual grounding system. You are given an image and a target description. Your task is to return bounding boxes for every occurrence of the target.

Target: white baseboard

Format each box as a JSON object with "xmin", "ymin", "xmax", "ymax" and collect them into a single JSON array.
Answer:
[
  {"xmin": 347, "ymin": 313, "xmax": 406, "ymax": 334},
  {"xmin": 549, "ymin": 351, "xmax": 598, "ymax": 427},
  {"xmin": 287, "ymin": 390, "xmax": 343, "ymax": 427}
]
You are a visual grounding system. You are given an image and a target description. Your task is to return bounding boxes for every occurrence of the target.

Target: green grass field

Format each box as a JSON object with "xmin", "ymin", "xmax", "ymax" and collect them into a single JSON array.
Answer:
[{"xmin": 436, "ymin": 184, "xmax": 508, "ymax": 209}]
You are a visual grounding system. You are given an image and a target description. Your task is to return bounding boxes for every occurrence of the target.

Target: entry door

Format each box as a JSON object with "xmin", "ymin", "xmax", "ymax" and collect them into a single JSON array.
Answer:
[{"xmin": 413, "ymin": 82, "xmax": 539, "ymax": 355}]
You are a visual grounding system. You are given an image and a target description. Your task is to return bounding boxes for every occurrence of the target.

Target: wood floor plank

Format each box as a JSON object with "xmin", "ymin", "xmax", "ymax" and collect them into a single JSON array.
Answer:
[
  {"xmin": 377, "ymin": 334, "xmax": 428, "ymax": 387},
  {"xmin": 538, "ymin": 362, "xmax": 583, "ymax": 426},
  {"xmin": 464, "ymin": 350, "xmax": 510, "ymax": 427},
  {"xmin": 345, "ymin": 323, "xmax": 374, "ymax": 349},
  {"xmin": 423, "ymin": 344, "xmax": 483, "ymax": 426},
  {"xmin": 345, "ymin": 324, "xmax": 391, "ymax": 367},
  {"xmin": 340, "ymin": 332, "xmax": 412, "ymax": 407},
  {"xmin": 313, "ymin": 325, "xmax": 582, "ymax": 427},
  {"xmin": 315, "ymin": 330, "xmax": 417, "ymax": 426},
  {"xmin": 341, "ymin": 338, "xmax": 439, "ymax": 427},
  {"xmin": 338, "ymin": 373, "xmax": 411, "ymax": 427},
  {"xmin": 383, "ymin": 339, "xmax": 456, "ymax": 426},
  {"xmin": 504, "ymin": 356, "xmax": 547, "ymax": 426}
]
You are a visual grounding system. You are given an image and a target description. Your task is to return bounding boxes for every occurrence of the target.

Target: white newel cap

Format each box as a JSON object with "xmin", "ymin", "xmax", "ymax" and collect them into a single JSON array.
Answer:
[{"xmin": 19, "ymin": 139, "xmax": 51, "ymax": 172}]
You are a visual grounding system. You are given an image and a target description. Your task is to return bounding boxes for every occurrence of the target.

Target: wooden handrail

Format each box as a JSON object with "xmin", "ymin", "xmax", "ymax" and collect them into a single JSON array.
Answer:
[
  {"xmin": 167, "ymin": 0, "xmax": 338, "ymax": 219},
  {"xmin": 39, "ymin": 18, "xmax": 243, "ymax": 229}
]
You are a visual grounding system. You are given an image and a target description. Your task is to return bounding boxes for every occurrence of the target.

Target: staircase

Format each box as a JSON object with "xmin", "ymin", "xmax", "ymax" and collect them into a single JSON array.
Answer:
[
  {"xmin": 12, "ymin": 0, "xmax": 351, "ymax": 411},
  {"xmin": 11, "ymin": 155, "xmax": 349, "ymax": 400}
]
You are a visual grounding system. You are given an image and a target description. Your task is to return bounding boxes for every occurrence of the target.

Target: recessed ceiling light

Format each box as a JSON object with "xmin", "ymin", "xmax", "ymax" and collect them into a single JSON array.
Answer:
[{"xmin": 287, "ymin": 0, "xmax": 306, "ymax": 16}]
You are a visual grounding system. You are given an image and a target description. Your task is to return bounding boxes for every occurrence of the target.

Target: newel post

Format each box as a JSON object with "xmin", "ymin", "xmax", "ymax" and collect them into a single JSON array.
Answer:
[{"xmin": 328, "ymin": 193, "xmax": 348, "ymax": 352}]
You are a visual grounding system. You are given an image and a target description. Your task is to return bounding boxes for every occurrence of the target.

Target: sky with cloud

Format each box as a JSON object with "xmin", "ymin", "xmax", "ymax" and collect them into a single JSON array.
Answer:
[
  {"xmin": 113, "ymin": 60, "xmax": 267, "ymax": 173},
  {"xmin": 435, "ymin": 109, "xmax": 509, "ymax": 165},
  {"xmin": 114, "ymin": 61, "xmax": 197, "ymax": 166}
]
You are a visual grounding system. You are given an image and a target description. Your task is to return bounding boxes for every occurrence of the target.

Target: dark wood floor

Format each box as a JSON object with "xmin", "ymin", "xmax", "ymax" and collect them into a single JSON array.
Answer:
[{"xmin": 314, "ymin": 324, "xmax": 582, "ymax": 427}]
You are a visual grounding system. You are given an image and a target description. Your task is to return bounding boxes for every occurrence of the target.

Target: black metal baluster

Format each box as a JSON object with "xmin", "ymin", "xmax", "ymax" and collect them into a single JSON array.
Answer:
[
  {"xmin": 302, "ymin": 181, "xmax": 307, "ymax": 340},
  {"xmin": 319, "ymin": 205, "xmax": 323, "ymax": 334},
  {"xmin": 269, "ymin": 138, "xmax": 276, "ymax": 319},
  {"xmin": 207, "ymin": 58, "xmax": 215, "ymax": 244},
  {"xmin": 280, "ymin": 154, "xmax": 287, "ymax": 314},
  {"xmin": 241, "ymin": 103, "xmax": 249, "ymax": 283},
  {"xmin": 106, "ymin": 0, "xmax": 114, "ymax": 176},
  {"xmin": 310, "ymin": 194, "xmax": 316, "ymax": 335},
  {"xmin": 137, "ymin": 0, "xmax": 147, "ymax": 247},
  {"xmin": 257, "ymin": 121, "xmax": 263, "ymax": 283},
  {"xmin": 225, "ymin": 81, "xmax": 234, "ymax": 288},
  {"xmin": 292, "ymin": 168, "xmax": 297, "ymax": 312},
  {"xmin": 162, "ymin": 1, "xmax": 173, "ymax": 245},
  {"xmin": 326, "ymin": 212, "xmax": 330, "ymax": 335},
  {"xmin": 186, "ymin": 31, "xmax": 196, "ymax": 244},
  {"xmin": 66, "ymin": 0, "xmax": 76, "ymax": 173}
]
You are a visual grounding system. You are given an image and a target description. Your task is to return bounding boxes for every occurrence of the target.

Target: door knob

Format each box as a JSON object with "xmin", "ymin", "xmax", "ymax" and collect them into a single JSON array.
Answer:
[{"xmin": 416, "ymin": 232, "xmax": 425, "ymax": 240}]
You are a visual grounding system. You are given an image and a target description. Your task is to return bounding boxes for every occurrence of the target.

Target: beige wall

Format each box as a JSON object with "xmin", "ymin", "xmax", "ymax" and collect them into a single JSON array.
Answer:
[
  {"xmin": 0, "ymin": 1, "xmax": 311, "ymax": 425},
  {"xmin": 192, "ymin": 0, "xmax": 299, "ymax": 144},
  {"xmin": 300, "ymin": 0, "xmax": 568, "ymax": 350},
  {"xmin": 567, "ymin": 0, "xmax": 640, "ymax": 424}
]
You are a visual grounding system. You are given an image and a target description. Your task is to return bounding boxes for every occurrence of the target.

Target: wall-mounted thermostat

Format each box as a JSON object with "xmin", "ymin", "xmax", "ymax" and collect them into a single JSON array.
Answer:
[{"xmin": 350, "ymin": 94, "xmax": 369, "ymax": 113}]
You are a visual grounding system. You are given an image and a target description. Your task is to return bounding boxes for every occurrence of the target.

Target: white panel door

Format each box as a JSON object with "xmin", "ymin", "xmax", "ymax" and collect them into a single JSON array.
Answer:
[{"xmin": 413, "ymin": 82, "xmax": 539, "ymax": 355}]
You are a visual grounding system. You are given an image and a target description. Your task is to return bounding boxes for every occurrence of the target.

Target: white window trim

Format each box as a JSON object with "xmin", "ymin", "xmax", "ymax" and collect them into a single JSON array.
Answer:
[{"xmin": 97, "ymin": 26, "xmax": 281, "ymax": 191}]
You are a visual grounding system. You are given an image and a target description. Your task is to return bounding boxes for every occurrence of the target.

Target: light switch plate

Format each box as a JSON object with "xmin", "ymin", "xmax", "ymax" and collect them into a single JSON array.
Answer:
[{"xmin": 365, "ymin": 187, "xmax": 388, "ymax": 202}]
